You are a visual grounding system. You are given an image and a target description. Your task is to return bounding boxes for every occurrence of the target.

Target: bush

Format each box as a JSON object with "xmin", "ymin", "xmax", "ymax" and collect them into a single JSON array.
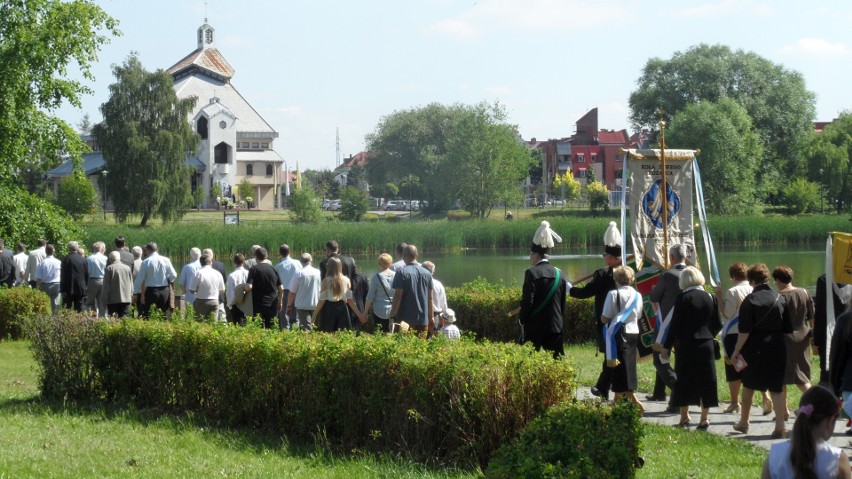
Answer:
[
  {"xmin": 447, "ymin": 278, "xmax": 596, "ymax": 344},
  {"xmin": 363, "ymin": 212, "xmax": 380, "ymax": 222},
  {"xmin": 289, "ymin": 184, "xmax": 324, "ymax": 223},
  {"xmin": 57, "ymin": 168, "xmax": 98, "ymax": 220},
  {"xmin": 0, "ymin": 185, "xmax": 81, "ymax": 249},
  {"xmin": 383, "ymin": 212, "xmax": 401, "ymax": 222},
  {"xmin": 447, "ymin": 210, "xmax": 471, "ymax": 221},
  {"xmin": 784, "ymin": 178, "xmax": 820, "ymax": 214},
  {"xmin": 0, "ymin": 287, "xmax": 51, "ymax": 340},
  {"xmin": 28, "ymin": 316, "xmax": 576, "ymax": 468},
  {"xmin": 486, "ymin": 400, "xmax": 644, "ymax": 479},
  {"xmin": 339, "ymin": 186, "xmax": 369, "ymax": 222}
]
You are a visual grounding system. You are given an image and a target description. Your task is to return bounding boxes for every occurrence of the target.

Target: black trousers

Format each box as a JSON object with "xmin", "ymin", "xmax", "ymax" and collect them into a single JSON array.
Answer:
[
  {"xmin": 63, "ymin": 295, "xmax": 85, "ymax": 312},
  {"xmin": 533, "ymin": 332, "xmax": 565, "ymax": 360},
  {"xmin": 107, "ymin": 303, "xmax": 130, "ymax": 318},
  {"xmin": 652, "ymin": 352, "xmax": 672, "ymax": 398},
  {"xmin": 140, "ymin": 286, "xmax": 170, "ymax": 318},
  {"xmin": 596, "ymin": 358, "xmax": 613, "ymax": 396}
]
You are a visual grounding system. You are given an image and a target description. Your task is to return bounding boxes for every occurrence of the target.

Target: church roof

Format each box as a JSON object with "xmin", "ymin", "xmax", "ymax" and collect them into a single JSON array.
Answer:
[
  {"xmin": 174, "ymin": 73, "xmax": 278, "ymax": 137},
  {"xmin": 167, "ymin": 47, "xmax": 235, "ymax": 81}
]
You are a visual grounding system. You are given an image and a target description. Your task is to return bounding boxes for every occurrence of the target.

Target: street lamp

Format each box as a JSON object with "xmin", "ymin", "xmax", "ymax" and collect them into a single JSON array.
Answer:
[
  {"xmin": 819, "ymin": 168, "xmax": 824, "ymax": 214},
  {"xmin": 101, "ymin": 169, "xmax": 108, "ymax": 222}
]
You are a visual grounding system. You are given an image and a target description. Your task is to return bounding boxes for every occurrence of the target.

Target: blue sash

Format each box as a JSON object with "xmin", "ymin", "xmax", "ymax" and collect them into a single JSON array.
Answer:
[
  {"xmin": 605, "ymin": 290, "xmax": 641, "ymax": 365},
  {"xmin": 721, "ymin": 315, "xmax": 739, "ymax": 358}
]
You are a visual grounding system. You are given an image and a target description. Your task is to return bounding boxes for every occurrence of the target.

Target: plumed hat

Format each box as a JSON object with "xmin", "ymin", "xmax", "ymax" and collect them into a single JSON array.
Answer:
[
  {"xmin": 531, "ymin": 221, "xmax": 562, "ymax": 254},
  {"xmin": 603, "ymin": 221, "xmax": 622, "ymax": 257}
]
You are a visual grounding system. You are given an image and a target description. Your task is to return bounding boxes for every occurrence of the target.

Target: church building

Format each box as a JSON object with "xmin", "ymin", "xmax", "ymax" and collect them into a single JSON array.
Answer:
[{"xmin": 167, "ymin": 22, "xmax": 285, "ymax": 209}]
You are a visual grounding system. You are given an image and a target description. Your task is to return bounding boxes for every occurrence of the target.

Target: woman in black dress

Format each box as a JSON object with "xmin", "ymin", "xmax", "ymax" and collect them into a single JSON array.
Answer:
[
  {"xmin": 661, "ymin": 266, "xmax": 722, "ymax": 429},
  {"xmin": 730, "ymin": 263, "xmax": 793, "ymax": 438},
  {"xmin": 314, "ymin": 257, "xmax": 365, "ymax": 332}
]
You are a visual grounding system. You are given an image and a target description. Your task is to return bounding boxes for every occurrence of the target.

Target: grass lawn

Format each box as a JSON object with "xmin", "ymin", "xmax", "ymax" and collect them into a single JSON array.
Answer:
[{"xmin": 0, "ymin": 339, "xmax": 768, "ymax": 478}]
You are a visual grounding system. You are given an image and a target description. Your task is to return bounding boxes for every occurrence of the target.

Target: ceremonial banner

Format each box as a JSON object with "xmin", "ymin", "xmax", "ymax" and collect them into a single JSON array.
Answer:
[
  {"xmin": 832, "ymin": 232, "xmax": 852, "ymax": 285},
  {"xmin": 825, "ymin": 231, "xmax": 852, "ymax": 362},
  {"xmin": 628, "ymin": 259, "xmax": 660, "ymax": 359},
  {"xmin": 626, "ymin": 149, "xmax": 697, "ymax": 270}
]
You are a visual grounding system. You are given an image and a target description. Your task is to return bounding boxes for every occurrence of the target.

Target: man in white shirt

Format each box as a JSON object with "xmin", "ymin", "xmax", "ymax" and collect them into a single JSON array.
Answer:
[
  {"xmin": 26, "ymin": 239, "xmax": 47, "ymax": 287},
  {"xmin": 274, "ymin": 244, "xmax": 303, "ymax": 330},
  {"xmin": 189, "ymin": 254, "xmax": 226, "ymax": 321},
  {"xmin": 390, "ymin": 242, "xmax": 407, "ymax": 272},
  {"xmin": 85, "ymin": 241, "xmax": 108, "ymax": 317},
  {"xmin": 178, "ymin": 247, "xmax": 201, "ymax": 308},
  {"xmin": 287, "ymin": 253, "xmax": 321, "ymax": 331},
  {"xmin": 226, "ymin": 253, "xmax": 251, "ymax": 325},
  {"xmin": 13, "ymin": 243, "xmax": 28, "ymax": 286},
  {"xmin": 35, "ymin": 244, "xmax": 62, "ymax": 313},
  {"xmin": 133, "ymin": 242, "xmax": 178, "ymax": 318},
  {"xmin": 422, "ymin": 261, "xmax": 447, "ymax": 335}
]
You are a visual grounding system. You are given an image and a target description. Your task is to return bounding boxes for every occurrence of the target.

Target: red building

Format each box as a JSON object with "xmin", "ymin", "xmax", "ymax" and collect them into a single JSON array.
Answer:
[{"xmin": 568, "ymin": 108, "xmax": 630, "ymax": 190}]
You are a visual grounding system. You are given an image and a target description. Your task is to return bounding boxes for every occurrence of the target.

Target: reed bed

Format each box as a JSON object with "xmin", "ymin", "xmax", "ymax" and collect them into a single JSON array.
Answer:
[{"xmin": 80, "ymin": 214, "xmax": 848, "ymax": 261}]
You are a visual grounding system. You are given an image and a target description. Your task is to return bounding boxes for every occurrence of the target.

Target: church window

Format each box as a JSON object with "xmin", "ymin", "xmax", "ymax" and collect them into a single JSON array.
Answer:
[
  {"xmin": 266, "ymin": 164, "xmax": 273, "ymax": 176},
  {"xmin": 205, "ymin": 28, "xmax": 213, "ymax": 44},
  {"xmin": 246, "ymin": 164, "xmax": 253, "ymax": 175},
  {"xmin": 197, "ymin": 117, "xmax": 208, "ymax": 140},
  {"xmin": 214, "ymin": 142, "xmax": 229, "ymax": 164}
]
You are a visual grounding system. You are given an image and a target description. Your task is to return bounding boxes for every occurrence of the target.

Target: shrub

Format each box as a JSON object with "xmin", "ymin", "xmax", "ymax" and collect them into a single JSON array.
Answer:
[
  {"xmin": 0, "ymin": 185, "xmax": 81, "ymax": 249},
  {"xmin": 447, "ymin": 278, "xmax": 596, "ymax": 344},
  {"xmin": 289, "ymin": 184, "xmax": 324, "ymax": 223},
  {"xmin": 28, "ymin": 316, "xmax": 576, "ymax": 468},
  {"xmin": 447, "ymin": 210, "xmax": 471, "ymax": 221},
  {"xmin": 57, "ymin": 168, "xmax": 99, "ymax": 220},
  {"xmin": 339, "ymin": 186, "xmax": 369, "ymax": 222},
  {"xmin": 784, "ymin": 178, "xmax": 820, "ymax": 214},
  {"xmin": 383, "ymin": 212, "xmax": 401, "ymax": 222},
  {"xmin": 0, "ymin": 287, "xmax": 51, "ymax": 340},
  {"xmin": 363, "ymin": 212, "xmax": 380, "ymax": 222},
  {"xmin": 486, "ymin": 400, "xmax": 644, "ymax": 479}
]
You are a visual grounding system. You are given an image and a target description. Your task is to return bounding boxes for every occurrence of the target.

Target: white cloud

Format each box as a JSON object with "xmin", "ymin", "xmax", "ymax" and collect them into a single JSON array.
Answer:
[
  {"xmin": 425, "ymin": 0, "xmax": 631, "ymax": 38},
  {"xmin": 778, "ymin": 38, "xmax": 852, "ymax": 59},
  {"xmin": 424, "ymin": 19, "xmax": 481, "ymax": 39},
  {"xmin": 670, "ymin": 0, "xmax": 774, "ymax": 18}
]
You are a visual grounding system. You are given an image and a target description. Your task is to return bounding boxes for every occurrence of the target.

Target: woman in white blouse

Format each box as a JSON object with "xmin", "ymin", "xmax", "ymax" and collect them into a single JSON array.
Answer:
[{"xmin": 601, "ymin": 265, "xmax": 644, "ymax": 415}]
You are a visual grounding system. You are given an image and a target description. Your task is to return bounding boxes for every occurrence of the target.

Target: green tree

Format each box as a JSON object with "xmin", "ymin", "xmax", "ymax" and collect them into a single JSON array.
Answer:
[
  {"xmin": 553, "ymin": 172, "xmax": 580, "ymax": 206},
  {"xmin": 366, "ymin": 102, "xmax": 531, "ymax": 217},
  {"xmin": 346, "ymin": 165, "xmax": 367, "ymax": 190},
  {"xmin": 303, "ymin": 169, "xmax": 339, "ymax": 199},
  {"xmin": 339, "ymin": 186, "xmax": 369, "ymax": 221},
  {"xmin": 0, "ymin": 187, "xmax": 80, "ymax": 249},
  {"xmin": 289, "ymin": 184, "xmax": 323, "ymax": 223},
  {"xmin": 0, "ymin": 0, "xmax": 119, "ymax": 185},
  {"xmin": 666, "ymin": 99, "xmax": 763, "ymax": 214},
  {"xmin": 238, "ymin": 178, "xmax": 254, "ymax": 206},
  {"xmin": 211, "ymin": 181, "xmax": 223, "ymax": 204},
  {"xmin": 628, "ymin": 44, "xmax": 816, "ymax": 199},
  {"xmin": 94, "ymin": 54, "xmax": 198, "ymax": 226},
  {"xmin": 57, "ymin": 166, "xmax": 98, "ymax": 220},
  {"xmin": 805, "ymin": 112, "xmax": 852, "ymax": 213},
  {"xmin": 586, "ymin": 180, "xmax": 610, "ymax": 214},
  {"xmin": 784, "ymin": 178, "xmax": 820, "ymax": 215}
]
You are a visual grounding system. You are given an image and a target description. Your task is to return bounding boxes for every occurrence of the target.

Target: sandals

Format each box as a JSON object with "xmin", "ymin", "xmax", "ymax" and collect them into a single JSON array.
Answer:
[
  {"xmin": 674, "ymin": 417, "xmax": 691, "ymax": 428},
  {"xmin": 697, "ymin": 422, "xmax": 710, "ymax": 431},
  {"xmin": 762, "ymin": 400, "xmax": 773, "ymax": 416},
  {"xmin": 733, "ymin": 422, "xmax": 749, "ymax": 434},
  {"xmin": 771, "ymin": 429, "xmax": 788, "ymax": 440},
  {"xmin": 723, "ymin": 403, "xmax": 741, "ymax": 414}
]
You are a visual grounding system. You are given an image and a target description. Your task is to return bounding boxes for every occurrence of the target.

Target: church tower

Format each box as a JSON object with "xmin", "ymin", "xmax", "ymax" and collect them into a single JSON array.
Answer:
[{"xmin": 197, "ymin": 22, "xmax": 215, "ymax": 50}]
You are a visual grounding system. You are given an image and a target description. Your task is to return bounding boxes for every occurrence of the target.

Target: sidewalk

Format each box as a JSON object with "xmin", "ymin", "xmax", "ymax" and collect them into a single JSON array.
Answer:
[{"xmin": 577, "ymin": 387, "xmax": 852, "ymax": 452}]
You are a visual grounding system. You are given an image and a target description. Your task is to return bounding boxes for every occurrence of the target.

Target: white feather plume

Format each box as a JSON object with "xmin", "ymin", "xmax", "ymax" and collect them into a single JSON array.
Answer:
[
  {"xmin": 533, "ymin": 220, "xmax": 562, "ymax": 248},
  {"xmin": 603, "ymin": 221, "xmax": 621, "ymax": 247}
]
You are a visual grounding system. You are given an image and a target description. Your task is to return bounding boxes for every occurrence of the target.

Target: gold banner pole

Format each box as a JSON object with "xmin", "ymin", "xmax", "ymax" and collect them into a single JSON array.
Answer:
[{"xmin": 658, "ymin": 110, "xmax": 669, "ymax": 269}]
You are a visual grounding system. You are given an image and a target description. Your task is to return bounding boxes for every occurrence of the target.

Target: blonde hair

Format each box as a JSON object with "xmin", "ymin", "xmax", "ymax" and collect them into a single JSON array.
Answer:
[
  {"xmin": 679, "ymin": 266, "xmax": 706, "ymax": 290},
  {"xmin": 612, "ymin": 265, "xmax": 635, "ymax": 286},
  {"xmin": 378, "ymin": 253, "xmax": 392, "ymax": 270},
  {"xmin": 326, "ymin": 257, "xmax": 345, "ymax": 301}
]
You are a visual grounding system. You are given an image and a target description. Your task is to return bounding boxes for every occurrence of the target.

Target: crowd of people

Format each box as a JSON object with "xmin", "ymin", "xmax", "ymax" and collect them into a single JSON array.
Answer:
[{"xmin": 0, "ymin": 236, "xmax": 461, "ymax": 340}]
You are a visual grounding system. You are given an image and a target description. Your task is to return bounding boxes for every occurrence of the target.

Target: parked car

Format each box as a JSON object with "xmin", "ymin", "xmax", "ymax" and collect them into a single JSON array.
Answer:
[
  {"xmin": 322, "ymin": 199, "xmax": 332, "ymax": 210},
  {"xmin": 410, "ymin": 200, "xmax": 420, "ymax": 211},
  {"xmin": 329, "ymin": 199, "xmax": 342, "ymax": 211},
  {"xmin": 384, "ymin": 201, "xmax": 399, "ymax": 211}
]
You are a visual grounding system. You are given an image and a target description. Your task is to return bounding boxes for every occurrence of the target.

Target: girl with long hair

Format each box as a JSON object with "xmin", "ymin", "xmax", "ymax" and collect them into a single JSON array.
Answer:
[
  {"xmin": 763, "ymin": 384, "xmax": 850, "ymax": 478},
  {"xmin": 314, "ymin": 257, "xmax": 365, "ymax": 332}
]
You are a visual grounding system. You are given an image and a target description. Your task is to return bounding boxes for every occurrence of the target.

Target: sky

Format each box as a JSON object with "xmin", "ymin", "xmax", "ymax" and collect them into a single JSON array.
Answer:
[{"xmin": 56, "ymin": 0, "xmax": 852, "ymax": 171}]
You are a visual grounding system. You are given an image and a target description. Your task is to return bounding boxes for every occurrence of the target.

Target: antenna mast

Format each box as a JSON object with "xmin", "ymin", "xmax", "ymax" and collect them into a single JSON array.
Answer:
[{"xmin": 335, "ymin": 127, "xmax": 341, "ymax": 167}]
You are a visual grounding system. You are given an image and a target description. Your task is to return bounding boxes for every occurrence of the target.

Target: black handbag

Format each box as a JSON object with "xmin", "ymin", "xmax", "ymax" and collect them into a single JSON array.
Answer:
[{"xmin": 713, "ymin": 339, "xmax": 722, "ymax": 360}]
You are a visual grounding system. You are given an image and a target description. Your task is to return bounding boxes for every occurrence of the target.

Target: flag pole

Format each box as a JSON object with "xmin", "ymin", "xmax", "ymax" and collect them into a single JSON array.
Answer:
[{"xmin": 658, "ymin": 109, "xmax": 669, "ymax": 269}]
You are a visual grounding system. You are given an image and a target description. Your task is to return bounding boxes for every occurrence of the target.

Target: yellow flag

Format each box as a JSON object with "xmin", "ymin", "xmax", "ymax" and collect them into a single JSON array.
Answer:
[{"xmin": 833, "ymin": 232, "xmax": 852, "ymax": 285}]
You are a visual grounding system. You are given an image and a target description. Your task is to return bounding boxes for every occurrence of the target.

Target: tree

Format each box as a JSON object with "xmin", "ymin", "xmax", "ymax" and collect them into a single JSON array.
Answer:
[
  {"xmin": 289, "ymin": 184, "xmax": 323, "ymax": 223},
  {"xmin": 805, "ymin": 112, "xmax": 852, "ymax": 213},
  {"xmin": 339, "ymin": 186, "xmax": 369, "ymax": 221},
  {"xmin": 784, "ymin": 178, "xmax": 820, "ymax": 215},
  {"xmin": 238, "ymin": 178, "xmax": 254, "ymax": 207},
  {"xmin": 586, "ymin": 180, "xmax": 609, "ymax": 214},
  {"xmin": 303, "ymin": 169, "xmax": 339, "ymax": 199},
  {"xmin": 346, "ymin": 165, "xmax": 367, "ymax": 190},
  {"xmin": 211, "ymin": 181, "xmax": 223, "ymax": 204},
  {"xmin": 366, "ymin": 102, "xmax": 532, "ymax": 217},
  {"xmin": 553, "ymin": 172, "xmax": 580, "ymax": 206},
  {"xmin": 57, "ymin": 166, "xmax": 98, "ymax": 220},
  {"xmin": 0, "ymin": 0, "xmax": 119, "ymax": 185},
  {"xmin": 0, "ymin": 186, "xmax": 81, "ymax": 250},
  {"xmin": 628, "ymin": 44, "xmax": 816, "ymax": 199},
  {"xmin": 93, "ymin": 54, "xmax": 198, "ymax": 226},
  {"xmin": 666, "ymin": 99, "xmax": 763, "ymax": 214}
]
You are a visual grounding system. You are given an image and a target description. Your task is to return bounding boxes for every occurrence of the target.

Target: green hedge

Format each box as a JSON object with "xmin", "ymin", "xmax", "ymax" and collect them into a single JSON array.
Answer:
[
  {"xmin": 486, "ymin": 400, "xmax": 644, "ymax": 478},
  {"xmin": 27, "ymin": 314, "xmax": 576, "ymax": 467},
  {"xmin": 447, "ymin": 278, "xmax": 596, "ymax": 344},
  {"xmin": 0, "ymin": 287, "xmax": 51, "ymax": 340}
]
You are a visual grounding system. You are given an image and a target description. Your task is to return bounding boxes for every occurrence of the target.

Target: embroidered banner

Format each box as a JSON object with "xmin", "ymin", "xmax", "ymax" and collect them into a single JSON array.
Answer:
[{"xmin": 626, "ymin": 149, "xmax": 697, "ymax": 270}]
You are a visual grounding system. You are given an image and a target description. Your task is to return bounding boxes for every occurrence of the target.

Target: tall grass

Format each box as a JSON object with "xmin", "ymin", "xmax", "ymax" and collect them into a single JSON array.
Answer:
[{"xmin": 79, "ymin": 214, "xmax": 848, "ymax": 260}]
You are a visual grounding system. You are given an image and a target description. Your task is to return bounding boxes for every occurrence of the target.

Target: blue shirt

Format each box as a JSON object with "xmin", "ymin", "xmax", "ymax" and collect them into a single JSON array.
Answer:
[
  {"xmin": 275, "ymin": 257, "xmax": 302, "ymax": 292},
  {"xmin": 86, "ymin": 252, "xmax": 107, "ymax": 279},
  {"xmin": 133, "ymin": 253, "xmax": 177, "ymax": 293},
  {"xmin": 35, "ymin": 256, "xmax": 62, "ymax": 284},
  {"xmin": 391, "ymin": 263, "xmax": 433, "ymax": 327}
]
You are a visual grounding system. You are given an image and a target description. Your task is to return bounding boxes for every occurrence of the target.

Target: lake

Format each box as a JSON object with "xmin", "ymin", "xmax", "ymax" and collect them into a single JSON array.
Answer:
[{"xmin": 347, "ymin": 243, "xmax": 826, "ymax": 293}]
